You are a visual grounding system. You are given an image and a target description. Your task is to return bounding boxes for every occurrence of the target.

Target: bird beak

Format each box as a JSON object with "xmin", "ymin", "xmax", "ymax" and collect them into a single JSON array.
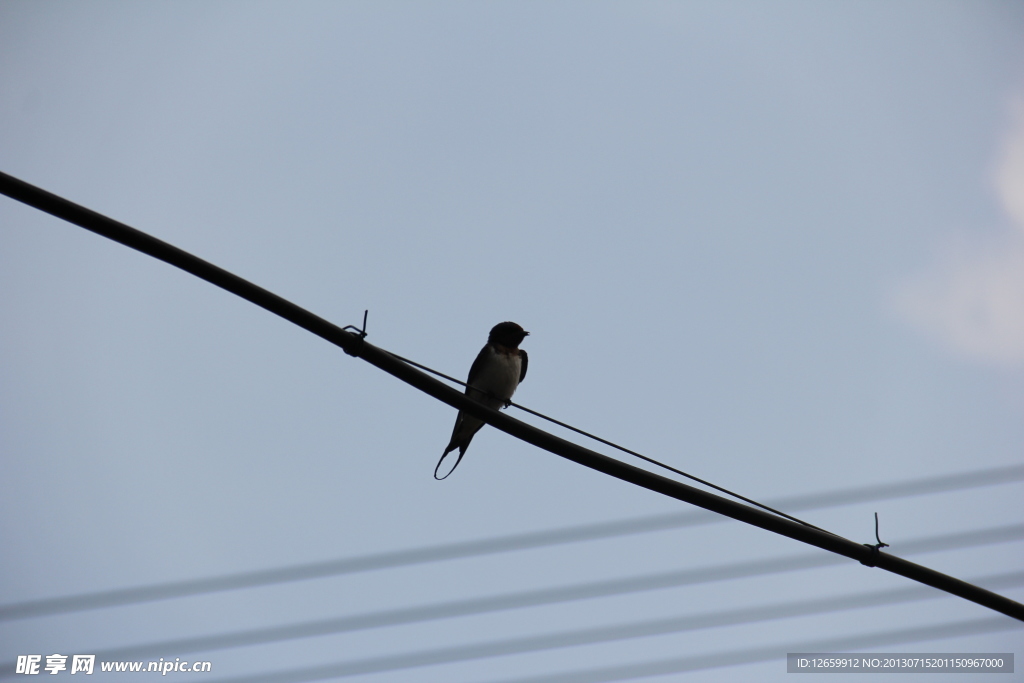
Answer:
[{"xmin": 524, "ymin": 331, "xmax": 531, "ymax": 336}]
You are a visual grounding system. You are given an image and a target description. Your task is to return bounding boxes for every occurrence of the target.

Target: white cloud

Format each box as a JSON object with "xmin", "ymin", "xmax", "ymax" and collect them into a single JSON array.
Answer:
[
  {"xmin": 894, "ymin": 97, "xmax": 1024, "ymax": 366},
  {"xmin": 995, "ymin": 99, "xmax": 1024, "ymax": 228}
]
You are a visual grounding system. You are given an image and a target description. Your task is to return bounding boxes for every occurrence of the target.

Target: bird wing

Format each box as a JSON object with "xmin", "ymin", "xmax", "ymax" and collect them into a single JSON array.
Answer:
[
  {"xmin": 465, "ymin": 344, "xmax": 491, "ymax": 392},
  {"xmin": 518, "ymin": 349, "xmax": 528, "ymax": 383}
]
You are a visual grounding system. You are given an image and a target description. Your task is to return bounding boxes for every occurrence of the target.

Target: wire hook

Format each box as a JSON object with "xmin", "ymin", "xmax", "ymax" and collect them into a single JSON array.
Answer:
[
  {"xmin": 342, "ymin": 309, "xmax": 368, "ymax": 356},
  {"xmin": 873, "ymin": 512, "xmax": 889, "ymax": 549},
  {"xmin": 860, "ymin": 511, "xmax": 890, "ymax": 567}
]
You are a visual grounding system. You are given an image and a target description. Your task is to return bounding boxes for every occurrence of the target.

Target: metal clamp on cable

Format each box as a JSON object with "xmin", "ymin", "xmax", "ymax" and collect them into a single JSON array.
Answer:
[
  {"xmin": 342, "ymin": 310, "xmax": 369, "ymax": 357},
  {"xmin": 861, "ymin": 543, "xmax": 884, "ymax": 567}
]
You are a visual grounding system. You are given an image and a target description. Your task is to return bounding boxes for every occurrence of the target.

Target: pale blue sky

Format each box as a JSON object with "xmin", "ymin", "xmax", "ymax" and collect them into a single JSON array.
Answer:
[{"xmin": 2, "ymin": 2, "xmax": 1023, "ymax": 681}]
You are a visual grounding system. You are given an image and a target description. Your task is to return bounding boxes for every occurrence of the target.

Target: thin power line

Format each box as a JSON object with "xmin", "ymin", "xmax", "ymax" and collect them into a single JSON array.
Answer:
[
  {"xmin": 2, "ymin": 525, "xmax": 1019, "ymax": 673},
  {"xmin": 390, "ymin": 351, "xmax": 830, "ymax": 532},
  {"xmin": 1, "ymin": 170, "xmax": 1020, "ymax": 621},
  {"xmin": 202, "ymin": 615, "xmax": 1021, "ymax": 683},
  {"xmin": 2, "ymin": 465, "xmax": 1020, "ymax": 621},
  {"xmin": 478, "ymin": 618, "xmax": 1021, "ymax": 683}
]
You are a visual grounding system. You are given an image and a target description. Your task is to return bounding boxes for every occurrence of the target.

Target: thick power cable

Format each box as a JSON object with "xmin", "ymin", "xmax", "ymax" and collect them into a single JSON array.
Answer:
[{"xmin": 1, "ymin": 170, "xmax": 1021, "ymax": 621}]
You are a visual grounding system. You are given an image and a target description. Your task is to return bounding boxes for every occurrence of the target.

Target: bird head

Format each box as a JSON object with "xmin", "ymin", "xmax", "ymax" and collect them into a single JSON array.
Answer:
[{"xmin": 489, "ymin": 321, "xmax": 529, "ymax": 348}]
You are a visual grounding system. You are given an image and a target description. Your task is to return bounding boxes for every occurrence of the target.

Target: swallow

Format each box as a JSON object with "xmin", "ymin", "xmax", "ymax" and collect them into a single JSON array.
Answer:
[{"xmin": 435, "ymin": 321, "xmax": 530, "ymax": 479}]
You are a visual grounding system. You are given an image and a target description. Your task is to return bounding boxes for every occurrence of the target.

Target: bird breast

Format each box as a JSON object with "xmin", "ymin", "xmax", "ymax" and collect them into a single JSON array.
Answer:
[{"xmin": 469, "ymin": 347, "xmax": 522, "ymax": 406}]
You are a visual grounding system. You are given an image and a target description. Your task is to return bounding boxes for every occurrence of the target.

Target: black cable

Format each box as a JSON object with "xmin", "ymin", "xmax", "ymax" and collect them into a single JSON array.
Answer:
[
  {"xmin": 2, "ymin": 525, "xmax": 1018, "ymax": 674},
  {"xmin": 390, "ymin": 352, "xmax": 831, "ymax": 533},
  {"xmin": 2, "ymin": 170, "xmax": 1021, "ymax": 621}
]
